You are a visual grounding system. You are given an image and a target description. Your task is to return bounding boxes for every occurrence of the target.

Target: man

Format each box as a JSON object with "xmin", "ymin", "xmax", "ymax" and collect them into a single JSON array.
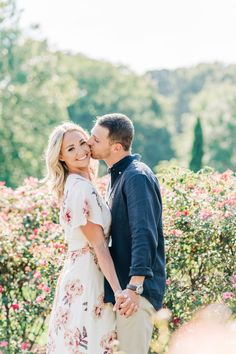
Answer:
[{"xmin": 87, "ymin": 113, "xmax": 165, "ymax": 354}]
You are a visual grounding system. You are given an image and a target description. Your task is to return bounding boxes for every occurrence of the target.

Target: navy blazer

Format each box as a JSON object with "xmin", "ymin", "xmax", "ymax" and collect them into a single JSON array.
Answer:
[{"xmin": 104, "ymin": 155, "xmax": 166, "ymax": 310}]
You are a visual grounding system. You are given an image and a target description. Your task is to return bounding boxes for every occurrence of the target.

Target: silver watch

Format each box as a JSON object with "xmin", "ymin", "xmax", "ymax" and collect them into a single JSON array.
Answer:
[{"xmin": 126, "ymin": 283, "xmax": 144, "ymax": 295}]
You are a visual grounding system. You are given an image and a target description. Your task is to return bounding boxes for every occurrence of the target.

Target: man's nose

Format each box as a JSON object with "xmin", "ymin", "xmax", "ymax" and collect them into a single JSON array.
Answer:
[{"xmin": 87, "ymin": 137, "xmax": 93, "ymax": 146}]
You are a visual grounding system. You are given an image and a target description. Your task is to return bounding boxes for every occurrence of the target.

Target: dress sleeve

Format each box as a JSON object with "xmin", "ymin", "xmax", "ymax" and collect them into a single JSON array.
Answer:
[{"xmin": 61, "ymin": 179, "xmax": 104, "ymax": 230}]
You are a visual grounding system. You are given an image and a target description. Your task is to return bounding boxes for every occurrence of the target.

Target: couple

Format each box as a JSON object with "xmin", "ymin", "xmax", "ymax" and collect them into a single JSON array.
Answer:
[{"xmin": 45, "ymin": 113, "xmax": 165, "ymax": 354}]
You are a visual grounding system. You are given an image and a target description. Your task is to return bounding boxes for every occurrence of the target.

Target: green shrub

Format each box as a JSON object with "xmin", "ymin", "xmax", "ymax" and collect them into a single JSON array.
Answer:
[
  {"xmin": 162, "ymin": 167, "xmax": 236, "ymax": 328},
  {"xmin": 0, "ymin": 178, "xmax": 65, "ymax": 353}
]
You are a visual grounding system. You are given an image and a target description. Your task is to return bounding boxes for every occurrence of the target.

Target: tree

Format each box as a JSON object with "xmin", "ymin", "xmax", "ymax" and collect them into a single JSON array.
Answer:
[
  {"xmin": 191, "ymin": 82, "xmax": 236, "ymax": 171},
  {"xmin": 0, "ymin": 7, "xmax": 78, "ymax": 188},
  {"xmin": 67, "ymin": 57, "xmax": 174, "ymax": 169},
  {"xmin": 189, "ymin": 117, "xmax": 204, "ymax": 172}
]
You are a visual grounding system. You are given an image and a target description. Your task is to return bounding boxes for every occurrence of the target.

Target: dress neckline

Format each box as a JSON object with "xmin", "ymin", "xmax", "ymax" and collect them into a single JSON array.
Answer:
[{"xmin": 67, "ymin": 173, "xmax": 94, "ymax": 186}]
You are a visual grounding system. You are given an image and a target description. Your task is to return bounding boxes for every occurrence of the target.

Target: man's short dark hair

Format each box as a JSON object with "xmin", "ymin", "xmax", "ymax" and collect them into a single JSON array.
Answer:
[{"xmin": 96, "ymin": 113, "xmax": 134, "ymax": 151}]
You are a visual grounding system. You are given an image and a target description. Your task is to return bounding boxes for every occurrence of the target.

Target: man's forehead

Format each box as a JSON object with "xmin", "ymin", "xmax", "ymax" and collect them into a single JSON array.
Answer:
[{"xmin": 91, "ymin": 125, "xmax": 109, "ymax": 137}]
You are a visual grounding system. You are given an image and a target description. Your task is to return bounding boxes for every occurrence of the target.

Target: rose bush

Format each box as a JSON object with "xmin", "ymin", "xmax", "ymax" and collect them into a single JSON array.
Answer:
[
  {"xmin": 161, "ymin": 167, "xmax": 236, "ymax": 329},
  {"xmin": 0, "ymin": 178, "xmax": 65, "ymax": 353},
  {"xmin": 0, "ymin": 168, "xmax": 235, "ymax": 353}
]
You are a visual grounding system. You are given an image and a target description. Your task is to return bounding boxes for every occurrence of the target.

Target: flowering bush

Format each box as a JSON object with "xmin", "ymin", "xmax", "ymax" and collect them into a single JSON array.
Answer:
[
  {"xmin": 161, "ymin": 167, "xmax": 236, "ymax": 329},
  {"xmin": 0, "ymin": 168, "xmax": 235, "ymax": 352},
  {"xmin": 0, "ymin": 178, "xmax": 65, "ymax": 353}
]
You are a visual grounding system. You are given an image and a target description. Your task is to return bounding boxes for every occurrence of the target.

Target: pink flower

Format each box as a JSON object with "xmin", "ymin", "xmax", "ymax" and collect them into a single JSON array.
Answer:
[
  {"xmin": 41, "ymin": 210, "xmax": 48, "ymax": 217},
  {"xmin": 44, "ymin": 222, "xmax": 53, "ymax": 230},
  {"xmin": 39, "ymin": 259, "xmax": 47, "ymax": 266},
  {"xmin": 220, "ymin": 170, "xmax": 232, "ymax": 181},
  {"xmin": 194, "ymin": 188, "xmax": 206, "ymax": 195},
  {"xmin": 175, "ymin": 210, "xmax": 188, "ymax": 217},
  {"xmin": 230, "ymin": 275, "xmax": 236, "ymax": 287},
  {"xmin": 19, "ymin": 236, "xmax": 26, "ymax": 241},
  {"xmin": 0, "ymin": 181, "xmax": 6, "ymax": 186},
  {"xmin": 37, "ymin": 283, "xmax": 50, "ymax": 293},
  {"xmin": 11, "ymin": 303, "xmax": 19, "ymax": 310},
  {"xmin": 0, "ymin": 285, "xmax": 4, "ymax": 293},
  {"xmin": 212, "ymin": 188, "xmax": 221, "ymax": 193},
  {"xmin": 21, "ymin": 342, "xmax": 30, "ymax": 350},
  {"xmin": 222, "ymin": 292, "xmax": 234, "ymax": 300},
  {"xmin": 36, "ymin": 283, "xmax": 45, "ymax": 290},
  {"xmin": 33, "ymin": 228, "xmax": 39, "ymax": 235},
  {"xmin": 24, "ymin": 177, "xmax": 39, "ymax": 187},
  {"xmin": 172, "ymin": 317, "xmax": 181, "ymax": 326},
  {"xmin": 0, "ymin": 212, "xmax": 8, "ymax": 221},
  {"xmin": 166, "ymin": 279, "xmax": 171, "ymax": 286},
  {"xmin": 33, "ymin": 271, "xmax": 41, "ymax": 279},
  {"xmin": 0, "ymin": 341, "xmax": 8, "ymax": 347},
  {"xmin": 43, "ymin": 285, "xmax": 50, "ymax": 293},
  {"xmin": 29, "ymin": 234, "xmax": 37, "ymax": 240},
  {"xmin": 199, "ymin": 210, "xmax": 213, "ymax": 220},
  {"xmin": 225, "ymin": 211, "xmax": 233, "ymax": 218},
  {"xmin": 36, "ymin": 295, "xmax": 45, "ymax": 303},
  {"xmin": 171, "ymin": 229, "xmax": 183, "ymax": 237},
  {"xmin": 24, "ymin": 266, "xmax": 31, "ymax": 272},
  {"xmin": 53, "ymin": 243, "xmax": 62, "ymax": 249}
]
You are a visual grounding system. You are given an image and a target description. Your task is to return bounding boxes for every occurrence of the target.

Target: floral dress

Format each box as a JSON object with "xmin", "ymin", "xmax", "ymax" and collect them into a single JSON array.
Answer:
[{"xmin": 47, "ymin": 174, "xmax": 116, "ymax": 354}]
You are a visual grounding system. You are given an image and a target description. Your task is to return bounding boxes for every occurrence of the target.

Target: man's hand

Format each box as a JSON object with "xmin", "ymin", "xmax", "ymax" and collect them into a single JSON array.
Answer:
[{"xmin": 114, "ymin": 289, "xmax": 140, "ymax": 318}]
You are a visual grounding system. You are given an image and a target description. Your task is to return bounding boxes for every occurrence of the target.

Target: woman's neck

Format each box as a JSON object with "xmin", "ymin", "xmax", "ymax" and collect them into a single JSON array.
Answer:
[{"xmin": 68, "ymin": 169, "xmax": 91, "ymax": 181}]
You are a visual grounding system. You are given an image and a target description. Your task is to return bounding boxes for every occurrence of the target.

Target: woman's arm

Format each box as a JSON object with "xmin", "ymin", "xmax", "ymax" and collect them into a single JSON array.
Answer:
[{"xmin": 80, "ymin": 221, "xmax": 121, "ymax": 296}]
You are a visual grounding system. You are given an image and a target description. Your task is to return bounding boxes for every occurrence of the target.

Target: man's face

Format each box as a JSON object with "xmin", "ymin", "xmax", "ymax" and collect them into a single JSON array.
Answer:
[{"xmin": 87, "ymin": 124, "xmax": 113, "ymax": 160}]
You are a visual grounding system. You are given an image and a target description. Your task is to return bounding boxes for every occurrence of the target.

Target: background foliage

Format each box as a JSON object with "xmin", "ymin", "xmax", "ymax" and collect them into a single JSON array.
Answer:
[{"xmin": 1, "ymin": 0, "xmax": 236, "ymax": 188}]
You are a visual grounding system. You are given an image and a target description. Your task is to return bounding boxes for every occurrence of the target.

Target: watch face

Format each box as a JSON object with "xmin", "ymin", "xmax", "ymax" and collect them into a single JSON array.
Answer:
[
  {"xmin": 136, "ymin": 285, "xmax": 143, "ymax": 294},
  {"xmin": 126, "ymin": 283, "xmax": 144, "ymax": 294}
]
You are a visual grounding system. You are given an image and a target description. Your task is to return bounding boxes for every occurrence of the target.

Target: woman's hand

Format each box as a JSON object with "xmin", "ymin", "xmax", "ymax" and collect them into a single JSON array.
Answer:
[{"xmin": 114, "ymin": 289, "xmax": 139, "ymax": 318}]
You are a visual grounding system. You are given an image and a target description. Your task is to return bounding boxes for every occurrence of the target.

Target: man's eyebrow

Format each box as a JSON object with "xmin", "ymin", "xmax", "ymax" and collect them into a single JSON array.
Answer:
[{"xmin": 91, "ymin": 132, "xmax": 99, "ymax": 139}]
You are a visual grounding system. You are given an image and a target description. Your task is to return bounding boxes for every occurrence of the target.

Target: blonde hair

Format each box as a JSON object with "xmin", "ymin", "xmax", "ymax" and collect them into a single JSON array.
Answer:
[{"xmin": 44, "ymin": 122, "xmax": 98, "ymax": 203}]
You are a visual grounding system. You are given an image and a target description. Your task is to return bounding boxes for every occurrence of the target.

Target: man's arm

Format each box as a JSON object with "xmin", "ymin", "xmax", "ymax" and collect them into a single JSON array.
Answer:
[
  {"xmin": 125, "ymin": 173, "xmax": 161, "ymax": 278},
  {"xmin": 115, "ymin": 173, "xmax": 162, "ymax": 317}
]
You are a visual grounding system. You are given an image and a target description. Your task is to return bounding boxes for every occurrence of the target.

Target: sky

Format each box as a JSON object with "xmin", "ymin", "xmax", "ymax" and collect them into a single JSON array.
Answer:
[{"xmin": 18, "ymin": 0, "xmax": 236, "ymax": 74}]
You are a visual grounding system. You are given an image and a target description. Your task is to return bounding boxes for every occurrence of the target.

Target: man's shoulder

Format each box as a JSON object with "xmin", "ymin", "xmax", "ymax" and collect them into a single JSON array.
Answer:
[
  {"xmin": 124, "ymin": 159, "xmax": 154, "ymax": 178},
  {"xmin": 122, "ymin": 160, "xmax": 160, "ymax": 189}
]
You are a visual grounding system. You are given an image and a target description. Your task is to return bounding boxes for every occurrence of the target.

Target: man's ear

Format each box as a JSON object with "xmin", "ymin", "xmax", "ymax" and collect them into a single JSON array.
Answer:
[{"xmin": 113, "ymin": 143, "xmax": 123, "ymax": 152}]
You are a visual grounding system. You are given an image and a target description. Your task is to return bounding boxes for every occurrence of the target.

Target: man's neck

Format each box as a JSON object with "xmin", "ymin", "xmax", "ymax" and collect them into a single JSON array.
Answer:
[{"xmin": 104, "ymin": 152, "xmax": 131, "ymax": 168}]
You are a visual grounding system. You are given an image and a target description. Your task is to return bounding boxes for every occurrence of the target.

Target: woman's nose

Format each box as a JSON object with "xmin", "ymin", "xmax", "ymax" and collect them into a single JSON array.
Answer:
[{"xmin": 87, "ymin": 137, "xmax": 93, "ymax": 146}]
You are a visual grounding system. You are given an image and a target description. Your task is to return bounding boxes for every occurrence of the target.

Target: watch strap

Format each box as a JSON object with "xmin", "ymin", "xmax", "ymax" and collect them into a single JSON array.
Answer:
[{"xmin": 126, "ymin": 284, "xmax": 137, "ymax": 292}]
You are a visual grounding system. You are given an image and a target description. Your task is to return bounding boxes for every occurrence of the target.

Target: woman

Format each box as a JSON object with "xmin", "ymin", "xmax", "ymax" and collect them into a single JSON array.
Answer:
[{"xmin": 45, "ymin": 122, "xmax": 122, "ymax": 353}]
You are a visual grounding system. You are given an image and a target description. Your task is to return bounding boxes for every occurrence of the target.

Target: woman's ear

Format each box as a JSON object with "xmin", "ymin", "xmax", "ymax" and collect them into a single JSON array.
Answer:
[{"xmin": 59, "ymin": 153, "xmax": 64, "ymax": 162}]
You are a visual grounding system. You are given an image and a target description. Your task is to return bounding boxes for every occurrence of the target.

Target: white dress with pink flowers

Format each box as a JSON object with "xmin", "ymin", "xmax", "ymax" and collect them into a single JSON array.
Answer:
[{"xmin": 47, "ymin": 174, "xmax": 116, "ymax": 354}]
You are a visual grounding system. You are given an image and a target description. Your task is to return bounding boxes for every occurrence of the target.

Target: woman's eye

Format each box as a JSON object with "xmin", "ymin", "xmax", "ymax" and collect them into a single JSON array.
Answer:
[
  {"xmin": 68, "ymin": 147, "xmax": 74, "ymax": 152},
  {"xmin": 81, "ymin": 141, "xmax": 86, "ymax": 145}
]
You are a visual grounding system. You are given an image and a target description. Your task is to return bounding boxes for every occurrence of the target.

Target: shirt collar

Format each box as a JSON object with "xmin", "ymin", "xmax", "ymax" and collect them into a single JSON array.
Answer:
[{"xmin": 108, "ymin": 154, "xmax": 141, "ymax": 187}]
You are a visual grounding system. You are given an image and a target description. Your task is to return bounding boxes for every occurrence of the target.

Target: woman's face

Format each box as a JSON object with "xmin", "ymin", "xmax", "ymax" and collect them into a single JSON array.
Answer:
[{"xmin": 59, "ymin": 130, "xmax": 91, "ymax": 173}]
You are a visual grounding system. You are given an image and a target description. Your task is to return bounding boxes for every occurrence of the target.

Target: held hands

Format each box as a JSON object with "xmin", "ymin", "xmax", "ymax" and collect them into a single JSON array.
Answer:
[{"xmin": 113, "ymin": 289, "xmax": 140, "ymax": 318}]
